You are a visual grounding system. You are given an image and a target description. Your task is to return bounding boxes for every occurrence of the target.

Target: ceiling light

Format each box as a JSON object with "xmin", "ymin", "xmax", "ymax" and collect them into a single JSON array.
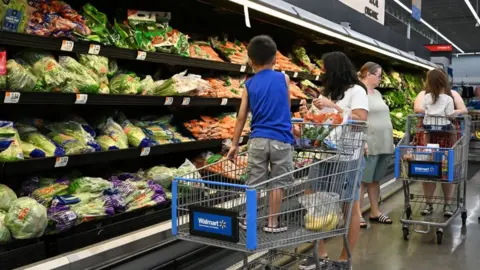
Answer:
[
  {"xmin": 393, "ymin": 0, "xmax": 465, "ymax": 53},
  {"xmin": 464, "ymin": 0, "xmax": 480, "ymax": 26},
  {"xmin": 230, "ymin": 0, "xmax": 436, "ymax": 70}
]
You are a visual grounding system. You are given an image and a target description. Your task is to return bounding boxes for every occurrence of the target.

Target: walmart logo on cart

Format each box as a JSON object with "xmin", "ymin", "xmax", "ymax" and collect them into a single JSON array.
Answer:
[
  {"xmin": 198, "ymin": 218, "xmax": 227, "ymax": 229},
  {"xmin": 414, "ymin": 167, "xmax": 435, "ymax": 173}
]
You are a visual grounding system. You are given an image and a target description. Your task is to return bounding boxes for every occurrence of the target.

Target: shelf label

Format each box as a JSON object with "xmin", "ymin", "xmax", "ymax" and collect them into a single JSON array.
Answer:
[
  {"xmin": 315, "ymin": 75, "xmax": 320, "ymax": 81},
  {"xmin": 61, "ymin": 40, "xmax": 74, "ymax": 52},
  {"xmin": 55, "ymin": 156, "xmax": 69, "ymax": 168},
  {"xmin": 140, "ymin": 147, "xmax": 151, "ymax": 157},
  {"xmin": 221, "ymin": 98, "xmax": 228, "ymax": 106},
  {"xmin": 239, "ymin": 137, "xmax": 244, "ymax": 144},
  {"xmin": 293, "ymin": 72, "xmax": 298, "ymax": 78},
  {"xmin": 75, "ymin": 94, "xmax": 88, "ymax": 104},
  {"xmin": 137, "ymin": 51, "xmax": 147, "ymax": 60},
  {"xmin": 4, "ymin": 92, "xmax": 20, "ymax": 103},
  {"xmin": 88, "ymin": 44, "xmax": 101, "ymax": 55},
  {"xmin": 164, "ymin": 97, "xmax": 174, "ymax": 105},
  {"xmin": 240, "ymin": 65, "xmax": 247, "ymax": 72},
  {"xmin": 182, "ymin": 97, "xmax": 190, "ymax": 106}
]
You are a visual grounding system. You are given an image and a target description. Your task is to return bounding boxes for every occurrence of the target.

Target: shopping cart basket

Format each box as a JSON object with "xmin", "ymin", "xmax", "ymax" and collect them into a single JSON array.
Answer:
[
  {"xmin": 172, "ymin": 119, "xmax": 366, "ymax": 269},
  {"xmin": 395, "ymin": 115, "xmax": 471, "ymax": 244}
]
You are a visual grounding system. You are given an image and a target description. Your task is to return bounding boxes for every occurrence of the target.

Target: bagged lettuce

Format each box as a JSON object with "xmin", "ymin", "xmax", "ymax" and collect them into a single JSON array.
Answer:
[
  {"xmin": 5, "ymin": 197, "xmax": 47, "ymax": 239},
  {"xmin": 59, "ymin": 56, "xmax": 100, "ymax": 94},
  {"xmin": 115, "ymin": 112, "xmax": 151, "ymax": 147},
  {"xmin": 0, "ymin": 121, "xmax": 24, "ymax": 162},
  {"xmin": 139, "ymin": 75, "xmax": 154, "ymax": 95},
  {"xmin": 96, "ymin": 117, "xmax": 128, "ymax": 149},
  {"xmin": 46, "ymin": 122, "xmax": 100, "ymax": 152},
  {"xmin": 71, "ymin": 196, "xmax": 114, "ymax": 222},
  {"xmin": 95, "ymin": 135, "xmax": 118, "ymax": 151},
  {"xmin": 48, "ymin": 131, "xmax": 95, "ymax": 155},
  {"xmin": 21, "ymin": 141, "xmax": 46, "ymax": 158},
  {"xmin": 68, "ymin": 115, "xmax": 96, "ymax": 137},
  {"xmin": 31, "ymin": 182, "xmax": 69, "ymax": 206},
  {"xmin": 17, "ymin": 124, "xmax": 65, "ymax": 157},
  {"xmin": 110, "ymin": 73, "xmax": 141, "ymax": 95},
  {"xmin": 0, "ymin": 210, "xmax": 10, "ymax": 243},
  {"xmin": 79, "ymin": 54, "xmax": 109, "ymax": 84},
  {"xmin": 127, "ymin": 181, "xmax": 167, "ymax": 211},
  {"xmin": 0, "ymin": 184, "xmax": 17, "ymax": 211},
  {"xmin": 6, "ymin": 59, "xmax": 39, "ymax": 91},
  {"xmin": 68, "ymin": 177, "xmax": 113, "ymax": 194},
  {"xmin": 21, "ymin": 51, "xmax": 71, "ymax": 92},
  {"xmin": 146, "ymin": 166, "xmax": 176, "ymax": 189},
  {"xmin": 46, "ymin": 204, "xmax": 77, "ymax": 234}
]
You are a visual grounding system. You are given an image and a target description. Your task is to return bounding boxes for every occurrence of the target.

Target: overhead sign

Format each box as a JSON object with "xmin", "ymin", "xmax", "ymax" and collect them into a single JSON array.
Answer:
[
  {"xmin": 412, "ymin": 0, "xmax": 421, "ymax": 21},
  {"xmin": 339, "ymin": 0, "xmax": 385, "ymax": 25},
  {"xmin": 424, "ymin": 44, "xmax": 453, "ymax": 52}
]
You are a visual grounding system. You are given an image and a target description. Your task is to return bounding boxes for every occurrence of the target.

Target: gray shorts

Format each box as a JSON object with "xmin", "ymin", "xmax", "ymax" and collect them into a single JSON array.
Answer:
[{"xmin": 246, "ymin": 138, "xmax": 294, "ymax": 188}]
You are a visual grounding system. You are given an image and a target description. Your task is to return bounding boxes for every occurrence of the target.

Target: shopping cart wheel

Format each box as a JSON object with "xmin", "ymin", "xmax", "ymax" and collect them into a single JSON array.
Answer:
[
  {"xmin": 402, "ymin": 226, "xmax": 409, "ymax": 240},
  {"xmin": 436, "ymin": 229, "xmax": 443, "ymax": 245},
  {"xmin": 461, "ymin": 210, "xmax": 468, "ymax": 226}
]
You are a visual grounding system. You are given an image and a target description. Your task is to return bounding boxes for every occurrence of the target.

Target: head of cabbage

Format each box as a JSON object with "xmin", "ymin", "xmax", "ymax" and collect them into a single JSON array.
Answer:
[
  {"xmin": 0, "ymin": 184, "xmax": 17, "ymax": 211},
  {"xmin": 5, "ymin": 197, "xmax": 47, "ymax": 239}
]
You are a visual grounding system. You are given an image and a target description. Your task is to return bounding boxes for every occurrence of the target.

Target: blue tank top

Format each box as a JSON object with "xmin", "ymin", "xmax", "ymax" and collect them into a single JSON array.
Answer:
[{"xmin": 246, "ymin": 69, "xmax": 293, "ymax": 144}]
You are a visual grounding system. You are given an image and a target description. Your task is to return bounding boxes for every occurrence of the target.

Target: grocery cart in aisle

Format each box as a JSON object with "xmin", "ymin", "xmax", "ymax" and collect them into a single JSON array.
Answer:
[
  {"xmin": 172, "ymin": 119, "xmax": 367, "ymax": 269},
  {"xmin": 395, "ymin": 115, "xmax": 471, "ymax": 244}
]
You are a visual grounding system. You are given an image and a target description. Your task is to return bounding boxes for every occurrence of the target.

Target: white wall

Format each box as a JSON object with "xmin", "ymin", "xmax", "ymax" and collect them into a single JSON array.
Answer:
[{"xmin": 452, "ymin": 56, "xmax": 480, "ymax": 84}]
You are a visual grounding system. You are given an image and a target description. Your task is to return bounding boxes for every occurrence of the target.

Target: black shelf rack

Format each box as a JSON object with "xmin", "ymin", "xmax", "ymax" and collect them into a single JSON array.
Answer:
[
  {"xmin": 0, "ymin": 32, "xmax": 320, "ymax": 82},
  {"xmin": 0, "ymin": 91, "xmax": 303, "ymax": 106}
]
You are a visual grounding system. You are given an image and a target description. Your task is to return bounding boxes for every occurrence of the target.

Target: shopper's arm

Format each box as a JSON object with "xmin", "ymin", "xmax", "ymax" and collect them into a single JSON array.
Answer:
[
  {"xmin": 414, "ymin": 91, "xmax": 426, "ymax": 114},
  {"xmin": 452, "ymin": 91, "xmax": 468, "ymax": 116},
  {"xmin": 227, "ymin": 90, "xmax": 249, "ymax": 159},
  {"xmin": 285, "ymin": 74, "xmax": 291, "ymax": 108}
]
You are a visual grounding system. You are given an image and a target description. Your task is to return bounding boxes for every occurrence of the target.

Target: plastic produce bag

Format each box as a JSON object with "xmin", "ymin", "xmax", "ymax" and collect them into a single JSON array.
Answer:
[
  {"xmin": 21, "ymin": 140, "xmax": 46, "ymax": 158},
  {"xmin": 146, "ymin": 166, "xmax": 176, "ymax": 189},
  {"xmin": 59, "ymin": 56, "xmax": 100, "ymax": 94},
  {"xmin": 69, "ymin": 115, "xmax": 96, "ymax": 138},
  {"xmin": 68, "ymin": 177, "xmax": 113, "ymax": 194},
  {"xmin": 127, "ymin": 181, "xmax": 167, "ymax": 211},
  {"xmin": 96, "ymin": 117, "xmax": 128, "ymax": 149},
  {"xmin": 95, "ymin": 135, "xmax": 119, "ymax": 151},
  {"xmin": 0, "ymin": 0, "xmax": 31, "ymax": 32},
  {"xmin": 0, "ymin": 210, "xmax": 10, "ymax": 243},
  {"xmin": 79, "ymin": 54, "xmax": 109, "ymax": 84},
  {"xmin": 46, "ymin": 121, "xmax": 100, "ymax": 152},
  {"xmin": 139, "ymin": 75, "xmax": 154, "ymax": 95},
  {"xmin": 46, "ymin": 204, "xmax": 77, "ymax": 234},
  {"xmin": 115, "ymin": 112, "xmax": 151, "ymax": 147},
  {"xmin": 176, "ymin": 159, "xmax": 201, "ymax": 178},
  {"xmin": 81, "ymin": 3, "xmax": 113, "ymax": 45},
  {"xmin": 110, "ymin": 73, "xmax": 141, "ymax": 95},
  {"xmin": 5, "ymin": 197, "xmax": 47, "ymax": 239},
  {"xmin": 0, "ymin": 184, "xmax": 17, "ymax": 211},
  {"xmin": 31, "ymin": 182, "xmax": 69, "ymax": 206},
  {"xmin": 134, "ymin": 116, "xmax": 175, "ymax": 144},
  {"xmin": 0, "ymin": 49, "xmax": 6, "ymax": 89},
  {"xmin": 6, "ymin": 59, "xmax": 39, "ymax": 91},
  {"xmin": 48, "ymin": 131, "xmax": 95, "ymax": 155},
  {"xmin": 0, "ymin": 121, "xmax": 24, "ymax": 162},
  {"xmin": 298, "ymin": 192, "xmax": 341, "ymax": 231},
  {"xmin": 71, "ymin": 196, "xmax": 114, "ymax": 221},
  {"xmin": 17, "ymin": 123, "xmax": 65, "ymax": 157},
  {"xmin": 22, "ymin": 51, "xmax": 71, "ymax": 92}
]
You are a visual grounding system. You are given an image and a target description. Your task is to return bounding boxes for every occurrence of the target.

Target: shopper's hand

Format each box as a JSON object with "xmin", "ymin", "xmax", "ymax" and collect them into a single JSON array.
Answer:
[
  {"xmin": 364, "ymin": 143, "xmax": 369, "ymax": 156},
  {"xmin": 313, "ymin": 96, "xmax": 335, "ymax": 110},
  {"xmin": 299, "ymin": 99, "xmax": 308, "ymax": 117},
  {"xmin": 227, "ymin": 146, "xmax": 239, "ymax": 160}
]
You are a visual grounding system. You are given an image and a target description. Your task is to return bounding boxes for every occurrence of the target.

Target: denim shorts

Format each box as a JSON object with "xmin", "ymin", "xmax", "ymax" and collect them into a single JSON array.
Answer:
[{"xmin": 307, "ymin": 158, "xmax": 365, "ymax": 201}]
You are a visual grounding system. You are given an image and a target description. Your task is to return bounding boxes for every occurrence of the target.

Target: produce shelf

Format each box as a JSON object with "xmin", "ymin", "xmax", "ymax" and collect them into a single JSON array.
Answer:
[{"xmin": 0, "ymin": 32, "xmax": 320, "ymax": 82}]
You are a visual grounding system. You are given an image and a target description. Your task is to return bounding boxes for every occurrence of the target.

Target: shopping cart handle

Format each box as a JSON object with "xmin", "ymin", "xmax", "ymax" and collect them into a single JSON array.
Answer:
[
  {"xmin": 292, "ymin": 118, "xmax": 303, "ymax": 123},
  {"xmin": 347, "ymin": 120, "xmax": 367, "ymax": 124}
]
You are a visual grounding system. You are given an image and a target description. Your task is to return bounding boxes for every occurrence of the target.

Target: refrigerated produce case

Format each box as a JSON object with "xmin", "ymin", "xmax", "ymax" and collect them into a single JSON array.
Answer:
[{"xmin": 0, "ymin": 0, "xmax": 436, "ymax": 269}]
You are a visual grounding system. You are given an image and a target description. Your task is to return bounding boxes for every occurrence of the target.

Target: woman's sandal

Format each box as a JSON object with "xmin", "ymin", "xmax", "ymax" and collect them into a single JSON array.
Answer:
[
  {"xmin": 360, "ymin": 217, "xmax": 367, "ymax": 228},
  {"xmin": 369, "ymin": 213, "xmax": 393, "ymax": 224}
]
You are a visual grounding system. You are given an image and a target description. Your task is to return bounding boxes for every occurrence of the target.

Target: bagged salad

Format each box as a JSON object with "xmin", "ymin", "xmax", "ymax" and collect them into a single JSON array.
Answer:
[
  {"xmin": 17, "ymin": 123, "xmax": 65, "ymax": 157},
  {"xmin": 139, "ymin": 75, "xmax": 155, "ymax": 95},
  {"xmin": 95, "ymin": 117, "xmax": 128, "ymax": 150},
  {"xmin": 68, "ymin": 177, "xmax": 113, "ymax": 194},
  {"xmin": 115, "ymin": 112, "xmax": 151, "ymax": 147},
  {"xmin": 46, "ymin": 121, "xmax": 101, "ymax": 152},
  {"xmin": 79, "ymin": 54, "xmax": 109, "ymax": 84},
  {"xmin": 31, "ymin": 182, "xmax": 70, "ymax": 206},
  {"xmin": 6, "ymin": 59, "xmax": 39, "ymax": 91},
  {"xmin": 109, "ymin": 72, "xmax": 141, "ymax": 95},
  {"xmin": 59, "ymin": 56, "xmax": 100, "ymax": 94},
  {"xmin": 21, "ymin": 51, "xmax": 71, "ymax": 92},
  {"xmin": 5, "ymin": 197, "xmax": 48, "ymax": 239},
  {"xmin": 146, "ymin": 166, "xmax": 176, "ymax": 189},
  {"xmin": 48, "ymin": 131, "xmax": 95, "ymax": 155},
  {"xmin": 21, "ymin": 141, "xmax": 46, "ymax": 158},
  {"xmin": 0, "ymin": 121, "xmax": 24, "ymax": 162}
]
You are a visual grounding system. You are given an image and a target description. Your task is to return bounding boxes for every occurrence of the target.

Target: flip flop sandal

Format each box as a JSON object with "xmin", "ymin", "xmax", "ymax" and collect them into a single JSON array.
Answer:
[
  {"xmin": 369, "ymin": 214, "xmax": 393, "ymax": 224},
  {"xmin": 360, "ymin": 217, "xmax": 367, "ymax": 228}
]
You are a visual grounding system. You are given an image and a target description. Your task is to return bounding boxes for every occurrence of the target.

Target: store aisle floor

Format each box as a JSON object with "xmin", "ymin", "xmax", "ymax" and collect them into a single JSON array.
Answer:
[{"xmin": 316, "ymin": 163, "xmax": 480, "ymax": 270}]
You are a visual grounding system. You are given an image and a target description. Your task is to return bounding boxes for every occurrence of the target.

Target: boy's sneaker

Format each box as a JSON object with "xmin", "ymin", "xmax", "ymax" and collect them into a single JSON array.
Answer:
[
  {"xmin": 444, "ymin": 204, "xmax": 454, "ymax": 217},
  {"xmin": 263, "ymin": 222, "xmax": 288, "ymax": 233},
  {"xmin": 239, "ymin": 214, "xmax": 247, "ymax": 230},
  {"xmin": 421, "ymin": 204, "xmax": 434, "ymax": 216},
  {"xmin": 299, "ymin": 257, "xmax": 327, "ymax": 270}
]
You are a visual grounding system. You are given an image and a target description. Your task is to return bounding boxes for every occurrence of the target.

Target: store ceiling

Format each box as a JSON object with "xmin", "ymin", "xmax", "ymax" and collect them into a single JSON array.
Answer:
[{"xmin": 386, "ymin": 0, "xmax": 480, "ymax": 53}]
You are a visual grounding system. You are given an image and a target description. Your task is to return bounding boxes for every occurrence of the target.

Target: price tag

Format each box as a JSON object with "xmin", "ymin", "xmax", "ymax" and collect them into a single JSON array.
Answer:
[
  {"xmin": 315, "ymin": 75, "xmax": 320, "ymax": 81},
  {"xmin": 281, "ymin": 70, "xmax": 286, "ymax": 74},
  {"xmin": 164, "ymin": 97, "xmax": 174, "ymax": 105},
  {"xmin": 137, "ymin": 51, "xmax": 147, "ymax": 60},
  {"xmin": 4, "ymin": 92, "xmax": 20, "ymax": 103},
  {"xmin": 221, "ymin": 98, "xmax": 228, "ymax": 106},
  {"xmin": 88, "ymin": 44, "xmax": 101, "ymax": 55},
  {"xmin": 66, "ymin": 211, "xmax": 77, "ymax": 221},
  {"xmin": 240, "ymin": 65, "xmax": 247, "ymax": 72},
  {"xmin": 61, "ymin": 40, "xmax": 74, "ymax": 51},
  {"xmin": 293, "ymin": 72, "xmax": 298, "ymax": 78},
  {"xmin": 75, "ymin": 94, "xmax": 88, "ymax": 104},
  {"xmin": 55, "ymin": 156, "xmax": 69, "ymax": 168},
  {"xmin": 239, "ymin": 137, "xmax": 244, "ymax": 144},
  {"xmin": 182, "ymin": 97, "xmax": 190, "ymax": 106},
  {"xmin": 140, "ymin": 147, "xmax": 151, "ymax": 157}
]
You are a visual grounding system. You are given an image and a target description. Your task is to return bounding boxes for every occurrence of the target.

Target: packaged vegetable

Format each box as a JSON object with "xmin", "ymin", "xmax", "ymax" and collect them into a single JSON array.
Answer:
[
  {"xmin": 17, "ymin": 124, "xmax": 65, "ymax": 157},
  {"xmin": 298, "ymin": 192, "xmax": 341, "ymax": 232},
  {"xmin": 48, "ymin": 131, "xmax": 95, "ymax": 155},
  {"xmin": 115, "ymin": 112, "xmax": 151, "ymax": 147},
  {"xmin": 6, "ymin": 59, "xmax": 39, "ymax": 91},
  {"xmin": 71, "ymin": 196, "xmax": 114, "ymax": 222},
  {"xmin": 0, "ymin": 184, "xmax": 17, "ymax": 211},
  {"xmin": 113, "ymin": 19, "xmax": 138, "ymax": 50},
  {"xmin": 21, "ymin": 140, "xmax": 46, "ymax": 158},
  {"xmin": 96, "ymin": 135, "xmax": 119, "ymax": 151},
  {"xmin": 68, "ymin": 177, "xmax": 113, "ymax": 194},
  {"xmin": 46, "ymin": 121, "xmax": 100, "ymax": 152},
  {"xmin": 152, "ymin": 71, "xmax": 202, "ymax": 96},
  {"xmin": 146, "ymin": 166, "xmax": 176, "ymax": 189},
  {"xmin": 69, "ymin": 115, "xmax": 96, "ymax": 137},
  {"xmin": 0, "ymin": 210, "xmax": 10, "ymax": 243},
  {"xmin": 110, "ymin": 73, "xmax": 141, "ymax": 95},
  {"xmin": 21, "ymin": 51, "xmax": 72, "ymax": 92},
  {"xmin": 59, "ymin": 56, "xmax": 100, "ymax": 94},
  {"xmin": 78, "ymin": 54, "xmax": 109, "ymax": 84},
  {"xmin": 0, "ymin": 121, "xmax": 24, "ymax": 162},
  {"xmin": 96, "ymin": 117, "xmax": 128, "ymax": 149},
  {"xmin": 139, "ymin": 75, "xmax": 154, "ymax": 95},
  {"xmin": 0, "ymin": 49, "xmax": 6, "ymax": 89},
  {"xmin": 0, "ymin": 0, "xmax": 31, "ymax": 32},
  {"xmin": 127, "ymin": 10, "xmax": 156, "ymax": 52},
  {"xmin": 46, "ymin": 204, "xmax": 77, "ymax": 234},
  {"xmin": 127, "ymin": 181, "xmax": 167, "ymax": 211},
  {"xmin": 5, "ymin": 197, "xmax": 47, "ymax": 239},
  {"xmin": 81, "ymin": 3, "xmax": 113, "ymax": 45},
  {"xmin": 31, "ymin": 183, "xmax": 69, "ymax": 206}
]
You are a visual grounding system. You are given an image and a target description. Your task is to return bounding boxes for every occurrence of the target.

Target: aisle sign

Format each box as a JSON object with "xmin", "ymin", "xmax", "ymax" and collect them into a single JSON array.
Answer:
[
  {"xmin": 412, "ymin": 0, "xmax": 422, "ymax": 22},
  {"xmin": 4, "ymin": 92, "xmax": 20, "ymax": 103},
  {"xmin": 339, "ymin": 0, "xmax": 385, "ymax": 25}
]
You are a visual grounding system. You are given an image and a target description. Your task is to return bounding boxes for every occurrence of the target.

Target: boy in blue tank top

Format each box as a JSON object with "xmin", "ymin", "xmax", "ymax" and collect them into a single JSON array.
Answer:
[{"xmin": 227, "ymin": 35, "xmax": 293, "ymax": 233}]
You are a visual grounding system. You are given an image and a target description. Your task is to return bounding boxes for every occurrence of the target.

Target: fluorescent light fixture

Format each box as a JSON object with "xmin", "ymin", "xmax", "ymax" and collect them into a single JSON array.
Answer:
[
  {"xmin": 393, "ymin": 0, "xmax": 464, "ymax": 53},
  {"xmin": 231, "ymin": 0, "xmax": 436, "ymax": 70},
  {"xmin": 464, "ymin": 0, "xmax": 480, "ymax": 26}
]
